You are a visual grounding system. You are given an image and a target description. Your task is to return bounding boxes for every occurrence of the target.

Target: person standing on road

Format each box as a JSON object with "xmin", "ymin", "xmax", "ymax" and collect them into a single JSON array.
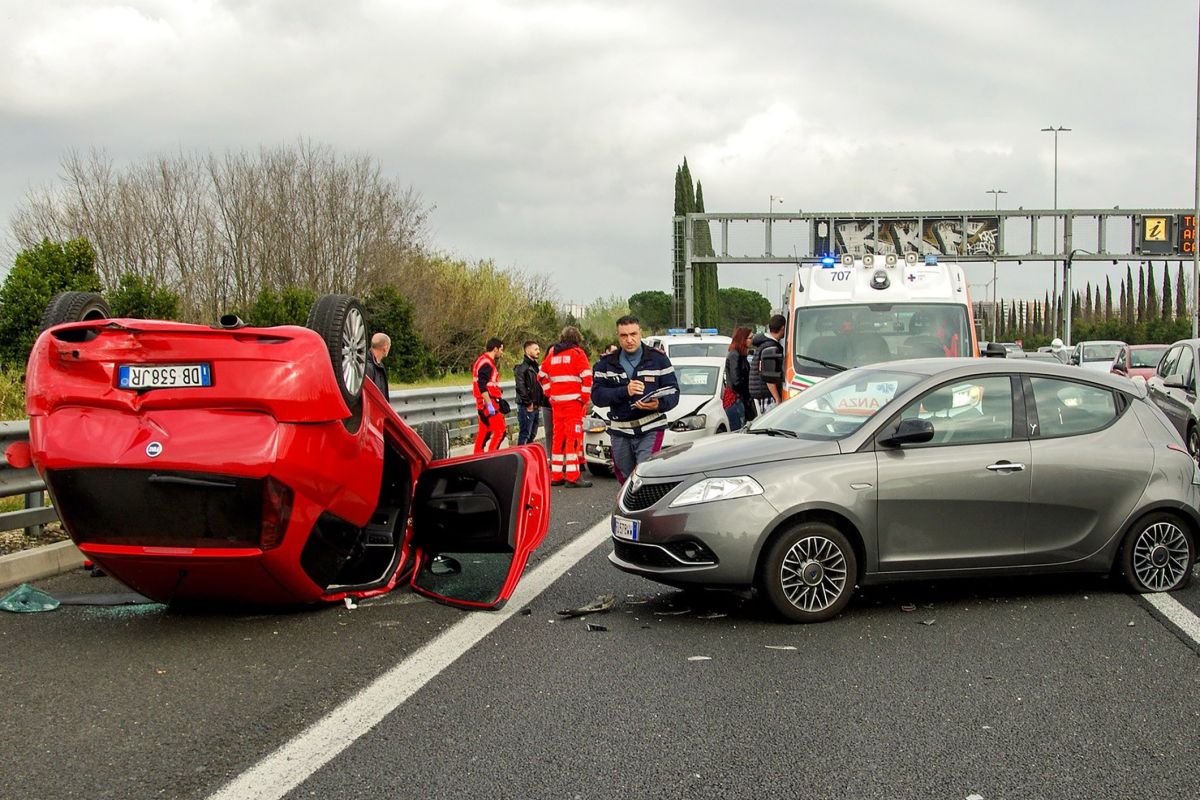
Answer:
[
  {"xmin": 591, "ymin": 315, "xmax": 679, "ymax": 484},
  {"xmin": 539, "ymin": 326, "xmax": 593, "ymax": 487},
  {"xmin": 513, "ymin": 340, "xmax": 546, "ymax": 447},
  {"xmin": 365, "ymin": 333, "xmax": 391, "ymax": 396},
  {"xmin": 472, "ymin": 337, "xmax": 508, "ymax": 453},
  {"xmin": 723, "ymin": 327, "xmax": 754, "ymax": 430},
  {"xmin": 749, "ymin": 314, "xmax": 786, "ymax": 413}
]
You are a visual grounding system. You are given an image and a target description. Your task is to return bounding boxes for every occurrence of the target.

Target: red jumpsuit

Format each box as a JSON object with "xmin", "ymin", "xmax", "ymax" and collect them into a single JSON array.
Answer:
[
  {"xmin": 538, "ymin": 343, "xmax": 592, "ymax": 483},
  {"xmin": 472, "ymin": 352, "xmax": 506, "ymax": 453}
]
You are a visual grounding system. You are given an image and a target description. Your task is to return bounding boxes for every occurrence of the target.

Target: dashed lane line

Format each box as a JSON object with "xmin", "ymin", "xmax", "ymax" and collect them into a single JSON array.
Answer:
[
  {"xmin": 1142, "ymin": 591, "xmax": 1200, "ymax": 652},
  {"xmin": 206, "ymin": 518, "xmax": 613, "ymax": 800}
]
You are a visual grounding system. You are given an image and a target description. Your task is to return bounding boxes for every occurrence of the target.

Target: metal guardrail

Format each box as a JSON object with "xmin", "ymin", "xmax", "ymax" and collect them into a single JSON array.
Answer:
[{"xmin": 0, "ymin": 381, "xmax": 521, "ymax": 536}]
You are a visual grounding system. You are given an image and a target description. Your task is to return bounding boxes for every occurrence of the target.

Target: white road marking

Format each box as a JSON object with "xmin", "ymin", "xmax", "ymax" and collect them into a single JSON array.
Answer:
[
  {"xmin": 1142, "ymin": 591, "xmax": 1200, "ymax": 646},
  {"xmin": 207, "ymin": 519, "xmax": 613, "ymax": 800}
]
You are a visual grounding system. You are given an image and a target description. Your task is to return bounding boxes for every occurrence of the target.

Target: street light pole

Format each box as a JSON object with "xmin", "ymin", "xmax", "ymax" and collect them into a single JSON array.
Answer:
[
  {"xmin": 1041, "ymin": 125, "xmax": 1071, "ymax": 337},
  {"xmin": 767, "ymin": 195, "xmax": 783, "ymax": 257},
  {"xmin": 985, "ymin": 188, "xmax": 1007, "ymax": 342}
]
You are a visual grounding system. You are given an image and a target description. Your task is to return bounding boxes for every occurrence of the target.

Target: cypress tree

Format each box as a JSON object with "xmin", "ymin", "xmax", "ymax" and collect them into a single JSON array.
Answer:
[
  {"xmin": 1146, "ymin": 263, "xmax": 1158, "ymax": 322},
  {"xmin": 1137, "ymin": 265, "xmax": 1146, "ymax": 322},
  {"xmin": 1162, "ymin": 265, "xmax": 1172, "ymax": 321},
  {"xmin": 1083, "ymin": 283, "xmax": 1093, "ymax": 323},
  {"xmin": 1125, "ymin": 266, "xmax": 1135, "ymax": 325},
  {"xmin": 1177, "ymin": 263, "xmax": 1188, "ymax": 319},
  {"xmin": 692, "ymin": 180, "xmax": 720, "ymax": 327},
  {"xmin": 1104, "ymin": 277, "xmax": 1113, "ymax": 321},
  {"xmin": 1119, "ymin": 282, "xmax": 1127, "ymax": 325},
  {"xmin": 1043, "ymin": 292, "xmax": 1051, "ymax": 335}
]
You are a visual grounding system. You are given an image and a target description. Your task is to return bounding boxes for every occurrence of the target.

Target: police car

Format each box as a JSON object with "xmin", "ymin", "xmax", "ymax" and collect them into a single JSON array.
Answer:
[
  {"xmin": 583, "ymin": 354, "xmax": 733, "ymax": 476},
  {"xmin": 643, "ymin": 328, "xmax": 732, "ymax": 359}
]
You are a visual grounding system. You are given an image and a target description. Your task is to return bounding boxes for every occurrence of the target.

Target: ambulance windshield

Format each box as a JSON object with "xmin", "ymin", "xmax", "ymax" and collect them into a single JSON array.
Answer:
[{"xmin": 791, "ymin": 303, "xmax": 971, "ymax": 375}]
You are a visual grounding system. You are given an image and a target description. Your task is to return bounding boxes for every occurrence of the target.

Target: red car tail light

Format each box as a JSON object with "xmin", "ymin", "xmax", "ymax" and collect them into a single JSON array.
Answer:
[{"xmin": 260, "ymin": 477, "xmax": 294, "ymax": 550}]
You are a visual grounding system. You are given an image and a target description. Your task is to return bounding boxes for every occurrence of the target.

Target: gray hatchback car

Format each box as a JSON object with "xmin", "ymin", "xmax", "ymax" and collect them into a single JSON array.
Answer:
[{"xmin": 609, "ymin": 359, "xmax": 1200, "ymax": 622}]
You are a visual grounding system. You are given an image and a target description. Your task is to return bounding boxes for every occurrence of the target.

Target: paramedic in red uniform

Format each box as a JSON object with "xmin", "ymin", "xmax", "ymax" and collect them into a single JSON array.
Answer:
[
  {"xmin": 472, "ymin": 337, "xmax": 507, "ymax": 453},
  {"xmin": 538, "ymin": 326, "xmax": 593, "ymax": 487}
]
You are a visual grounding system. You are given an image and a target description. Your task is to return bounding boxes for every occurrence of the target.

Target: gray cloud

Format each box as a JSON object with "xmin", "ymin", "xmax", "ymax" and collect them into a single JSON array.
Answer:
[{"xmin": 2, "ymin": 0, "xmax": 1197, "ymax": 308}]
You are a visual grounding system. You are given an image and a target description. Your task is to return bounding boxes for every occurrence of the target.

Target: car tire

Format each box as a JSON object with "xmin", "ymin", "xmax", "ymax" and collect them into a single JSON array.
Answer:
[
  {"xmin": 305, "ymin": 294, "xmax": 367, "ymax": 421},
  {"xmin": 39, "ymin": 291, "xmax": 111, "ymax": 331},
  {"xmin": 760, "ymin": 522, "xmax": 857, "ymax": 623},
  {"xmin": 1119, "ymin": 512, "xmax": 1195, "ymax": 593},
  {"xmin": 1187, "ymin": 424, "xmax": 1199, "ymax": 462},
  {"xmin": 413, "ymin": 421, "xmax": 450, "ymax": 461}
]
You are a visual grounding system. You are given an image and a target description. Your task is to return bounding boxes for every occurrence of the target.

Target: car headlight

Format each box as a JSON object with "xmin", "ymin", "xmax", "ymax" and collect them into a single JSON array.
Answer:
[
  {"xmin": 585, "ymin": 417, "xmax": 607, "ymax": 434},
  {"xmin": 669, "ymin": 476, "xmax": 764, "ymax": 507},
  {"xmin": 669, "ymin": 414, "xmax": 706, "ymax": 432}
]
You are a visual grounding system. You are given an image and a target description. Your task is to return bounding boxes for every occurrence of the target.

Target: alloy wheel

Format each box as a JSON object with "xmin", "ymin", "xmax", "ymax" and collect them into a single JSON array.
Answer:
[
  {"xmin": 1132, "ymin": 521, "xmax": 1191, "ymax": 591},
  {"xmin": 779, "ymin": 535, "xmax": 848, "ymax": 612},
  {"xmin": 341, "ymin": 307, "xmax": 367, "ymax": 395}
]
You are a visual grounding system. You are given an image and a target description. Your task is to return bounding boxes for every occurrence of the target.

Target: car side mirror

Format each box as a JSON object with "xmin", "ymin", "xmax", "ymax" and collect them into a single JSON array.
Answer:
[
  {"xmin": 879, "ymin": 418, "xmax": 935, "ymax": 447},
  {"xmin": 984, "ymin": 342, "xmax": 1008, "ymax": 358},
  {"xmin": 1165, "ymin": 372, "xmax": 1188, "ymax": 389}
]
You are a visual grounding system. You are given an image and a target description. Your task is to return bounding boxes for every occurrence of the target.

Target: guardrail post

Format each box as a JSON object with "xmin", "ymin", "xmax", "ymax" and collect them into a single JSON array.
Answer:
[{"xmin": 23, "ymin": 491, "xmax": 44, "ymax": 539}]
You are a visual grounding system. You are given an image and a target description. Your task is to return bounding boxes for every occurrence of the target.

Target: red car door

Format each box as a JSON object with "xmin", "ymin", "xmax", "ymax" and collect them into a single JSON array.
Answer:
[{"xmin": 409, "ymin": 446, "xmax": 550, "ymax": 609}]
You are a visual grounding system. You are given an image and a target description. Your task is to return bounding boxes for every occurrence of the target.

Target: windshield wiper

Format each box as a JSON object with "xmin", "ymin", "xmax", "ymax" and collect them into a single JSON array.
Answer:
[
  {"xmin": 796, "ymin": 353, "xmax": 848, "ymax": 372},
  {"xmin": 745, "ymin": 426, "xmax": 799, "ymax": 438}
]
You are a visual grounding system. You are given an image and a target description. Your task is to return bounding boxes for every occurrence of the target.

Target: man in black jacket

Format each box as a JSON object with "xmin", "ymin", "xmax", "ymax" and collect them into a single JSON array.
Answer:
[
  {"xmin": 748, "ymin": 315, "xmax": 786, "ymax": 412},
  {"xmin": 365, "ymin": 333, "xmax": 390, "ymax": 395},
  {"xmin": 513, "ymin": 340, "xmax": 546, "ymax": 446}
]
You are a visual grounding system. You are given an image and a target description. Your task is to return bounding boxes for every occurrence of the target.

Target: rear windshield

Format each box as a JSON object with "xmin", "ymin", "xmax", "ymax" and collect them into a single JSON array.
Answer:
[
  {"xmin": 1081, "ymin": 343, "xmax": 1122, "ymax": 362},
  {"xmin": 668, "ymin": 342, "xmax": 729, "ymax": 358},
  {"xmin": 1130, "ymin": 348, "xmax": 1166, "ymax": 368}
]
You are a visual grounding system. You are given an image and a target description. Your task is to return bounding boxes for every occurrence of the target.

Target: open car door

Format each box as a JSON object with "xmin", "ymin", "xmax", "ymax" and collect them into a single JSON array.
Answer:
[{"xmin": 409, "ymin": 445, "xmax": 550, "ymax": 609}]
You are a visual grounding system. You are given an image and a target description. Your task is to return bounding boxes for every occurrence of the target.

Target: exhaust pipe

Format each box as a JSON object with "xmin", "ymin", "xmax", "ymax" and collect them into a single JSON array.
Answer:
[{"xmin": 218, "ymin": 314, "xmax": 247, "ymax": 329}]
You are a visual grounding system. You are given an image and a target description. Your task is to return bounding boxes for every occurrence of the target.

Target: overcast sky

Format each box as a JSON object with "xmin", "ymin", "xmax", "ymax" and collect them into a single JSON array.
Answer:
[{"xmin": 2, "ymin": 0, "xmax": 1199, "ymax": 311}]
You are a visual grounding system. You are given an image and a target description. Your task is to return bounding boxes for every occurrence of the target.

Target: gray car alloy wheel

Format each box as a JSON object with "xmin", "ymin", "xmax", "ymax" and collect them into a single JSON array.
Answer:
[
  {"xmin": 761, "ymin": 522, "xmax": 858, "ymax": 623},
  {"xmin": 341, "ymin": 306, "xmax": 367, "ymax": 395},
  {"xmin": 781, "ymin": 536, "xmax": 848, "ymax": 612},
  {"xmin": 1131, "ymin": 520, "xmax": 1192, "ymax": 592}
]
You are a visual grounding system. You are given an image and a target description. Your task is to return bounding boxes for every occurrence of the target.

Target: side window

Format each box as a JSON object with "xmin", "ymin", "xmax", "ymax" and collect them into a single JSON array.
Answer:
[
  {"xmin": 1030, "ymin": 377, "xmax": 1118, "ymax": 437},
  {"xmin": 1114, "ymin": 349, "xmax": 1126, "ymax": 370},
  {"xmin": 897, "ymin": 375, "xmax": 1014, "ymax": 445},
  {"xmin": 1182, "ymin": 349, "xmax": 1196, "ymax": 391},
  {"xmin": 1159, "ymin": 346, "xmax": 1182, "ymax": 379}
]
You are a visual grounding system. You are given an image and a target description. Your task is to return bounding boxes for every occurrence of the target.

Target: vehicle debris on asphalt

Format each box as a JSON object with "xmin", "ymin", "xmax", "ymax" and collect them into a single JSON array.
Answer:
[
  {"xmin": 557, "ymin": 594, "xmax": 615, "ymax": 618},
  {"xmin": 0, "ymin": 584, "xmax": 60, "ymax": 613}
]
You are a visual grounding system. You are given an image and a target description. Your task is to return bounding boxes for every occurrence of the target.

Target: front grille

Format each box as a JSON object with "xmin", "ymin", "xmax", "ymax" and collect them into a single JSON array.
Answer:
[
  {"xmin": 621, "ymin": 480, "xmax": 680, "ymax": 512},
  {"xmin": 46, "ymin": 468, "xmax": 263, "ymax": 548},
  {"xmin": 613, "ymin": 540, "xmax": 680, "ymax": 569}
]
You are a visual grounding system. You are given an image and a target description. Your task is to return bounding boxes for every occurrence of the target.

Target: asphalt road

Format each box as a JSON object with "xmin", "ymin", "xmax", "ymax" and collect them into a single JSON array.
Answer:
[{"xmin": 3, "ymin": 469, "xmax": 1200, "ymax": 800}]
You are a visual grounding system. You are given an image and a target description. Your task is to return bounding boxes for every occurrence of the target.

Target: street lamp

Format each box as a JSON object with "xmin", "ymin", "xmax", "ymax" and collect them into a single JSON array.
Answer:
[
  {"xmin": 985, "ymin": 188, "xmax": 1007, "ymax": 341},
  {"xmin": 766, "ymin": 195, "xmax": 784, "ymax": 258},
  {"xmin": 1064, "ymin": 248, "xmax": 1092, "ymax": 348},
  {"xmin": 1041, "ymin": 125, "xmax": 1071, "ymax": 336},
  {"xmin": 777, "ymin": 272, "xmax": 784, "ymax": 304}
]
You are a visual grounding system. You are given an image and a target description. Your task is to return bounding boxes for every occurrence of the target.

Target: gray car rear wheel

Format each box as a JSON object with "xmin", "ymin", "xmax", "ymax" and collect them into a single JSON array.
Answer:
[
  {"xmin": 761, "ymin": 522, "xmax": 857, "ymax": 623},
  {"xmin": 1120, "ymin": 512, "xmax": 1195, "ymax": 593}
]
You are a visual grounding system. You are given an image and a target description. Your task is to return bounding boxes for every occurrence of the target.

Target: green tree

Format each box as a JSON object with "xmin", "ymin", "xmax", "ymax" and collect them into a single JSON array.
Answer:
[
  {"xmin": 692, "ymin": 180, "xmax": 720, "ymax": 327},
  {"xmin": 1162, "ymin": 265, "xmax": 1173, "ymax": 320},
  {"xmin": 1146, "ymin": 263, "xmax": 1158, "ymax": 322},
  {"xmin": 1104, "ymin": 277, "xmax": 1113, "ymax": 321},
  {"xmin": 362, "ymin": 285, "xmax": 437, "ymax": 383},
  {"xmin": 107, "ymin": 273, "xmax": 181, "ymax": 320},
  {"xmin": 236, "ymin": 286, "xmax": 317, "ymax": 327},
  {"xmin": 717, "ymin": 287, "xmax": 771, "ymax": 332},
  {"xmin": 1125, "ymin": 266, "xmax": 1135, "ymax": 326},
  {"xmin": 628, "ymin": 290, "xmax": 672, "ymax": 333},
  {"xmin": 672, "ymin": 159, "xmax": 720, "ymax": 328},
  {"xmin": 0, "ymin": 238, "xmax": 102, "ymax": 367},
  {"xmin": 1137, "ymin": 265, "xmax": 1146, "ymax": 322},
  {"xmin": 1176, "ymin": 263, "xmax": 1188, "ymax": 319}
]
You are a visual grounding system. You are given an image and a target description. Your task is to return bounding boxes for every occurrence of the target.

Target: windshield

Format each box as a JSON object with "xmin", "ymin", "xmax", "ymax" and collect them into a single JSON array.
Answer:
[
  {"xmin": 1130, "ymin": 348, "xmax": 1167, "ymax": 368},
  {"xmin": 1082, "ymin": 343, "xmax": 1122, "ymax": 362},
  {"xmin": 675, "ymin": 365, "xmax": 720, "ymax": 396},
  {"xmin": 746, "ymin": 367, "xmax": 923, "ymax": 440},
  {"xmin": 791, "ymin": 303, "xmax": 971, "ymax": 377},
  {"xmin": 668, "ymin": 342, "xmax": 729, "ymax": 358}
]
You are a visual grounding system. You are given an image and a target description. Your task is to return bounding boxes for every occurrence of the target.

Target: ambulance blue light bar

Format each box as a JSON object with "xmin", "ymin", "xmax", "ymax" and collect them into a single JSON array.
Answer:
[
  {"xmin": 924, "ymin": 255, "xmax": 939, "ymax": 265},
  {"xmin": 666, "ymin": 328, "xmax": 720, "ymax": 335},
  {"xmin": 820, "ymin": 256, "xmax": 836, "ymax": 267}
]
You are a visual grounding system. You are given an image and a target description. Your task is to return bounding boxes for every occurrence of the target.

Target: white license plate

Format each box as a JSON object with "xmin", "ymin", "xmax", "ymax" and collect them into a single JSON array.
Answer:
[
  {"xmin": 611, "ymin": 515, "xmax": 639, "ymax": 541},
  {"xmin": 119, "ymin": 363, "xmax": 212, "ymax": 390}
]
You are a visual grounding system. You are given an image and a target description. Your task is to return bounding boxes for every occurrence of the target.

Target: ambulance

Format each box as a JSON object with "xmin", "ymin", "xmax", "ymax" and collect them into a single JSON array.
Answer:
[{"xmin": 782, "ymin": 252, "xmax": 978, "ymax": 399}]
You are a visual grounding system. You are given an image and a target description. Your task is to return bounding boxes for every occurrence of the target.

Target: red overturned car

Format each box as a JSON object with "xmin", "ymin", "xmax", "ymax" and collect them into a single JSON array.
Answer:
[{"xmin": 14, "ymin": 292, "xmax": 550, "ymax": 609}]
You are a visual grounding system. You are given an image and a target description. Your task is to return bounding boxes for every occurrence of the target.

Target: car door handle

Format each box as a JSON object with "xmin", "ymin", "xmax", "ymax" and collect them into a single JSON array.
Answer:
[{"xmin": 986, "ymin": 461, "xmax": 1026, "ymax": 473}]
